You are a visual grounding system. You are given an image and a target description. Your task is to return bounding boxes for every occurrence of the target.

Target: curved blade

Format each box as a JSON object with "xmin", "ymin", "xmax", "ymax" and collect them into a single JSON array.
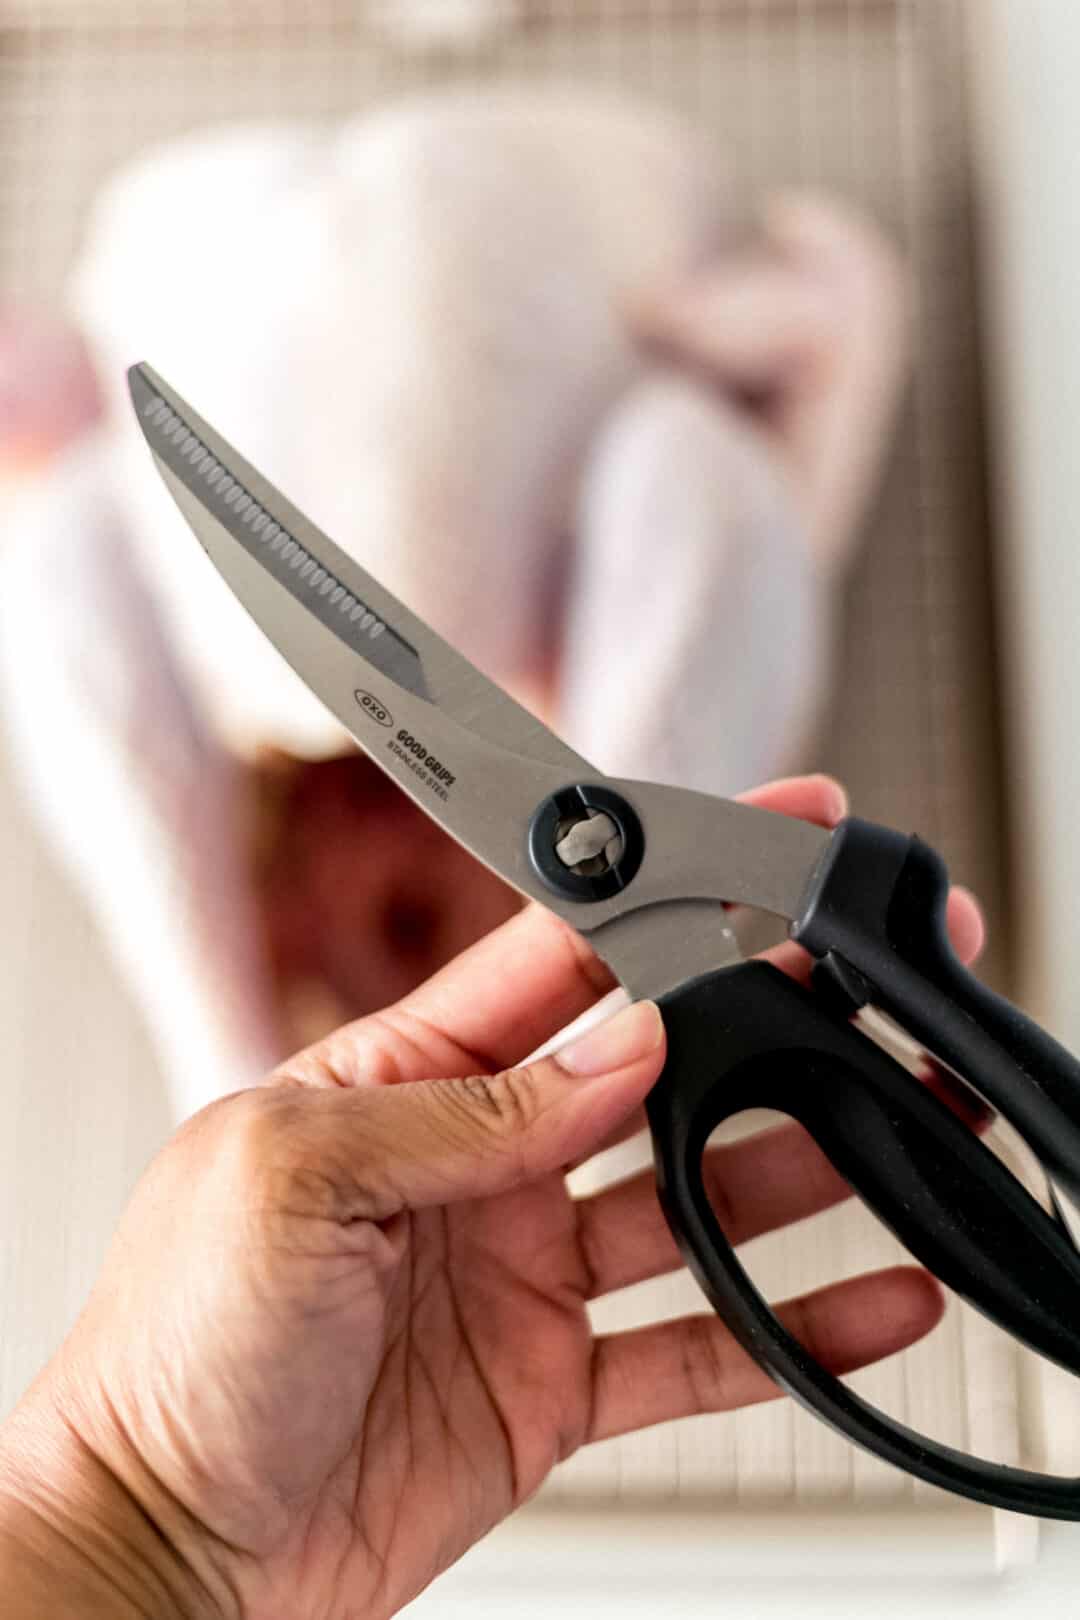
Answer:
[
  {"xmin": 128, "ymin": 362, "xmax": 827, "ymax": 1000},
  {"xmin": 130, "ymin": 364, "xmax": 600, "ymax": 916},
  {"xmin": 129, "ymin": 363, "xmax": 586, "ymax": 775}
]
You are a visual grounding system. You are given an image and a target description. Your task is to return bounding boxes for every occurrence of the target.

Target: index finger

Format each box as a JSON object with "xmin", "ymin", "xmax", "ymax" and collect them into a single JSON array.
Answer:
[
  {"xmin": 285, "ymin": 902, "xmax": 615, "ymax": 1089},
  {"xmin": 396, "ymin": 902, "xmax": 616, "ymax": 1072}
]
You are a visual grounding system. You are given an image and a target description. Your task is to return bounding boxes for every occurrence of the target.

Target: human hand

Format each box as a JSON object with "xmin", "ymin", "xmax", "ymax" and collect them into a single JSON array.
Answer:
[{"xmin": 0, "ymin": 775, "xmax": 983, "ymax": 1620}]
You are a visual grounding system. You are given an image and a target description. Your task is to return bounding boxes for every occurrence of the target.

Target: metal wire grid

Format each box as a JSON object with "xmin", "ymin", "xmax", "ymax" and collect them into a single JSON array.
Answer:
[
  {"xmin": 0, "ymin": 3, "xmax": 1004, "ymax": 963},
  {"xmin": 0, "ymin": 0, "xmax": 1013, "ymax": 1505}
]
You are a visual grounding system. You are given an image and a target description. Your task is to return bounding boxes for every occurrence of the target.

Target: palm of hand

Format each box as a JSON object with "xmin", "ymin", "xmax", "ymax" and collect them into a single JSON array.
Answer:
[
  {"xmin": 72, "ymin": 1103, "xmax": 593, "ymax": 1620},
  {"xmin": 199, "ymin": 1166, "xmax": 591, "ymax": 1620},
  {"xmin": 346, "ymin": 1180, "xmax": 590, "ymax": 1606},
  {"xmin": 54, "ymin": 777, "xmax": 981, "ymax": 1620}
]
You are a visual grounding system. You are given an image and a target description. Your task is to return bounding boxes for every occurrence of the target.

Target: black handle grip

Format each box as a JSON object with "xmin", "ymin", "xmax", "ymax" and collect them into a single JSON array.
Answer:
[
  {"xmin": 793, "ymin": 817, "xmax": 1080, "ymax": 1207},
  {"xmin": 647, "ymin": 961, "xmax": 1080, "ymax": 1518}
]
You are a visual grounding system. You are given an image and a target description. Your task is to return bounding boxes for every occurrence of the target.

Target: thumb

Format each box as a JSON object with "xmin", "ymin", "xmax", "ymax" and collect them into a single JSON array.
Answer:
[{"xmin": 300, "ymin": 1000, "xmax": 665, "ymax": 1220}]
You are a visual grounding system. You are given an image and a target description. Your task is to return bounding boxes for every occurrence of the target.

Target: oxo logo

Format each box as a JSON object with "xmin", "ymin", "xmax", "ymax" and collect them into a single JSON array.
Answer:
[{"xmin": 354, "ymin": 690, "xmax": 393, "ymax": 728}]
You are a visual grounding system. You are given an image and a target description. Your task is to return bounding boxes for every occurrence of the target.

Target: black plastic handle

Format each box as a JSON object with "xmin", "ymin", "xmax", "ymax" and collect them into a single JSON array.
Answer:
[
  {"xmin": 646, "ymin": 961, "xmax": 1080, "ymax": 1518},
  {"xmin": 793, "ymin": 817, "xmax": 1080, "ymax": 1208}
]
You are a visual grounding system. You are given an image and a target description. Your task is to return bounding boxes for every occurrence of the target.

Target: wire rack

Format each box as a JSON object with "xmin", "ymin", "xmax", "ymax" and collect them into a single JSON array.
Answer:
[
  {"xmin": 0, "ymin": 0, "xmax": 1018, "ymax": 1515},
  {"xmin": 0, "ymin": 0, "xmax": 1007, "ymax": 987}
]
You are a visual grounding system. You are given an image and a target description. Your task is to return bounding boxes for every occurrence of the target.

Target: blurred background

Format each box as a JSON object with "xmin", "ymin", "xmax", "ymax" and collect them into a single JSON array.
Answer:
[{"xmin": 2, "ymin": 1, "xmax": 1080, "ymax": 1614}]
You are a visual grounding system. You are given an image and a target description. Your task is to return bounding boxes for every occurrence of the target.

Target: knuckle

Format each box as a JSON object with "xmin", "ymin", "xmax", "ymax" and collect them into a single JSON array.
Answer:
[
  {"xmin": 575, "ymin": 1207, "xmax": 605, "ymax": 1301},
  {"xmin": 680, "ymin": 1315, "xmax": 730, "ymax": 1413},
  {"xmin": 233, "ymin": 1089, "xmax": 380, "ymax": 1232},
  {"xmin": 444, "ymin": 1065, "xmax": 541, "ymax": 1140}
]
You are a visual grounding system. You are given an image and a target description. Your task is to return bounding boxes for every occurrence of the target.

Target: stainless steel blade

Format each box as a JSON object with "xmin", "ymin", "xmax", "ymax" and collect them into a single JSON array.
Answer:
[
  {"xmin": 129, "ymin": 363, "xmax": 586, "ymax": 774},
  {"xmin": 129, "ymin": 362, "xmax": 831, "ymax": 1001}
]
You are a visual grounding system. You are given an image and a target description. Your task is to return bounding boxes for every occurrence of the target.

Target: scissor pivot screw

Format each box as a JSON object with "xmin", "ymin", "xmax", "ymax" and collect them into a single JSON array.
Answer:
[
  {"xmin": 529, "ymin": 785, "xmax": 644, "ymax": 901},
  {"xmin": 554, "ymin": 810, "xmax": 624, "ymax": 876}
]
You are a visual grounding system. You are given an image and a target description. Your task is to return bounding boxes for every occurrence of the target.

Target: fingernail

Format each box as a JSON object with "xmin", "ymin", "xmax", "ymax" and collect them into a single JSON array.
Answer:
[
  {"xmin": 555, "ymin": 1001, "xmax": 663, "ymax": 1078},
  {"xmin": 821, "ymin": 776, "xmax": 849, "ymax": 824}
]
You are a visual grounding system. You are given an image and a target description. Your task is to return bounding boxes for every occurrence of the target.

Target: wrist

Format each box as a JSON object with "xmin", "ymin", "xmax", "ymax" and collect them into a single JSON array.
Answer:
[{"xmin": 0, "ymin": 1378, "xmax": 233, "ymax": 1620}]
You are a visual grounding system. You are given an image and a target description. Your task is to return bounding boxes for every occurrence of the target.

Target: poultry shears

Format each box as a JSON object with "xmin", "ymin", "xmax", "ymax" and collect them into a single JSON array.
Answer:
[{"xmin": 131, "ymin": 362, "xmax": 1080, "ymax": 1519}]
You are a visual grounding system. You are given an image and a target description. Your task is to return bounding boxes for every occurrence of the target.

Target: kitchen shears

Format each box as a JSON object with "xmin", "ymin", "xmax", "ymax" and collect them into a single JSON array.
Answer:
[{"xmin": 131, "ymin": 362, "xmax": 1080, "ymax": 1520}]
